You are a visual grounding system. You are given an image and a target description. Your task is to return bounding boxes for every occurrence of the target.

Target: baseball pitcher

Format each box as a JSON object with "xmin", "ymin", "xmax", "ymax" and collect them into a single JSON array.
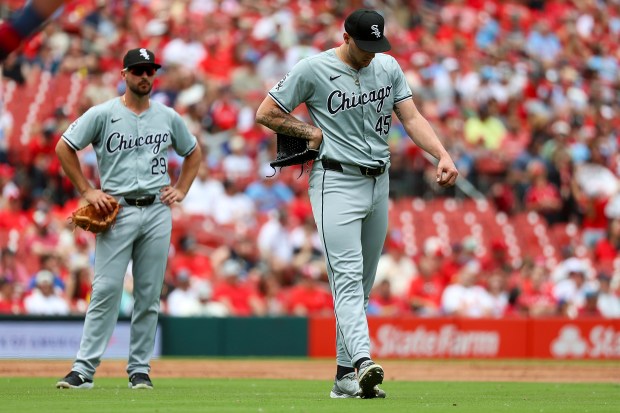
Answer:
[{"xmin": 256, "ymin": 9, "xmax": 458, "ymax": 399}]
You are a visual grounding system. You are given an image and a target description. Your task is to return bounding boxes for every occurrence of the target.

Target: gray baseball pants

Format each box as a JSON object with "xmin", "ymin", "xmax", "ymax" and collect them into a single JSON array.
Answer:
[
  {"xmin": 72, "ymin": 199, "xmax": 171, "ymax": 379},
  {"xmin": 309, "ymin": 161, "xmax": 389, "ymax": 368}
]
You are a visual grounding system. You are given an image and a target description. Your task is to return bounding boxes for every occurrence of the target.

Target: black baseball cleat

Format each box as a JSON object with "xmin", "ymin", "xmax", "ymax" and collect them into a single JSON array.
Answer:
[
  {"xmin": 56, "ymin": 371, "xmax": 94, "ymax": 389},
  {"xmin": 357, "ymin": 361, "xmax": 385, "ymax": 399},
  {"xmin": 128, "ymin": 373, "xmax": 153, "ymax": 389}
]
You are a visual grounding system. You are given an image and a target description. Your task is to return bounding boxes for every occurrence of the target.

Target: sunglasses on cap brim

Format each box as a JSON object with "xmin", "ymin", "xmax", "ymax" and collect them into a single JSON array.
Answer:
[{"xmin": 125, "ymin": 66, "xmax": 158, "ymax": 76}]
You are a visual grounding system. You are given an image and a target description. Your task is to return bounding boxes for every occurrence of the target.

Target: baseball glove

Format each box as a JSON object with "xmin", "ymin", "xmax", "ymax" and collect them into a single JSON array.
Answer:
[
  {"xmin": 270, "ymin": 133, "xmax": 319, "ymax": 169},
  {"xmin": 70, "ymin": 201, "xmax": 121, "ymax": 233}
]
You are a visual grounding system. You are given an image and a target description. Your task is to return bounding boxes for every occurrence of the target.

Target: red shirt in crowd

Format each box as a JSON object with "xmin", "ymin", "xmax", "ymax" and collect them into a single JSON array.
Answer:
[
  {"xmin": 407, "ymin": 274, "xmax": 444, "ymax": 315},
  {"xmin": 211, "ymin": 278, "xmax": 259, "ymax": 316},
  {"xmin": 285, "ymin": 281, "xmax": 332, "ymax": 316}
]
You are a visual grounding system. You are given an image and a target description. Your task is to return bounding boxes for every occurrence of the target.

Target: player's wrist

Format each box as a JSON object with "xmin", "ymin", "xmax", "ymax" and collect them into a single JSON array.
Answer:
[
  {"xmin": 309, "ymin": 129, "xmax": 323, "ymax": 150},
  {"xmin": 79, "ymin": 187, "xmax": 94, "ymax": 197}
]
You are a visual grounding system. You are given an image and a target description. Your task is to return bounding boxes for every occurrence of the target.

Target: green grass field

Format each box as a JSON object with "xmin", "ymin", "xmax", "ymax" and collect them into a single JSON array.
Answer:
[{"xmin": 1, "ymin": 378, "xmax": 618, "ymax": 413}]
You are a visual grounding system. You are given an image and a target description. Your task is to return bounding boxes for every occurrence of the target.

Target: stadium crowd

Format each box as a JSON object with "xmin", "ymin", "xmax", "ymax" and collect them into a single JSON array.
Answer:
[{"xmin": 1, "ymin": 0, "xmax": 620, "ymax": 319}]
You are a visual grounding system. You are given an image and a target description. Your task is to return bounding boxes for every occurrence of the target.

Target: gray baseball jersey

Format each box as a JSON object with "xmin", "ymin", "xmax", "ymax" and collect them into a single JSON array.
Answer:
[
  {"xmin": 268, "ymin": 49, "xmax": 412, "ymax": 369},
  {"xmin": 62, "ymin": 97, "xmax": 197, "ymax": 380},
  {"xmin": 62, "ymin": 97, "xmax": 197, "ymax": 196},
  {"xmin": 268, "ymin": 49, "xmax": 412, "ymax": 168}
]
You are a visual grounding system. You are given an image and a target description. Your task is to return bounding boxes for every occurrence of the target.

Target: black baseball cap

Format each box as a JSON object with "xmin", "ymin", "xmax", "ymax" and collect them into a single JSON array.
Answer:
[
  {"xmin": 123, "ymin": 48, "xmax": 162, "ymax": 69},
  {"xmin": 344, "ymin": 9, "xmax": 391, "ymax": 53}
]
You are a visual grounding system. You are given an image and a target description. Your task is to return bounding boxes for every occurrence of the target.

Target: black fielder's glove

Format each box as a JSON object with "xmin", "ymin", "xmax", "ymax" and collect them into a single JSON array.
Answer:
[{"xmin": 269, "ymin": 133, "xmax": 319, "ymax": 169}]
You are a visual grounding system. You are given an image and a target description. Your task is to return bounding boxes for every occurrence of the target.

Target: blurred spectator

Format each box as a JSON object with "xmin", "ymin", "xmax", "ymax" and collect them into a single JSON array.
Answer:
[
  {"xmin": 416, "ymin": 236, "xmax": 448, "ymax": 287},
  {"xmin": 486, "ymin": 271, "xmax": 509, "ymax": 318},
  {"xmin": 169, "ymin": 235, "xmax": 213, "ymax": 281},
  {"xmin": 526, "ymin": 21, "xmax": 562, "ymax": 63},
  {"xmin": 166, "ymin": 269, "xmax": 201, "ymax": 317},
  {"xmin": 284, "ymin": 262, "xmax": 332, "ymax": 317},
  {"xmin": 464, "ymin": 102, "xmax": 507, "ymax": 152},
  {"xmin": 289, "ymin": 215, "xmax": 324, "ymax": 274},
  {"xmin": 441, "ymin": 261, "xmax": 494, "ymax": 318},
  {"xmin": 181, "ymin": 162, "xmax": 225, "ymax": 216},
  {"xmin": 195, "ymin": 280, "xmax": 230, "ymax": 317},
  {"xmin": 441, "ymin": 237, "xmax": 479, "ymax": 284},
  {"xmin": 516, "ymin": 260, "xmax": 557, "ymax": 318},
  {"xmin": 255, "ymin": 274, "xmax": 286, "ymax": 316},
  {"xmin": 64, "ymin": 258, "xmax": 92, "ymax": 314},
  {"xmin": 206, "ymin": 86, "xmax": 240, "ymax": 134},
  {"xmin": 211, "ymin": 258, "xmax": 263, "ymax": 316},
  {"xmin": 375, "ymin": 235, "xmax": 417, "ymax": 299},
  {"xmin": 287, "ymin": 183, "xmax": 313, "ymax": 223},
  {"xmin": 552, "ymin": 261, "xmax": 597, "ymax": 318},
  {"xmin": 592, "ymin": 218, "xmax": 620, "ymax": 271},
  {"xmin": 27, "ymin": 253, "xmax": 65, "ymax": 292},
  {"xmin": 577, "ymin": 290, "xmax": 602, "ymax": 318},
  {"xmin": 406, "ymin": 264, "xmax": 444, "ymax": 318},
  {"xmin": 523, "ymin": 160, "xmax": 563, "ymax": 225},
  {"xmin": 0, "ymin": 276, "xmax": 23, "ymax": 314},
  {"xmin": 23, "ymin": 270, "xmax": 69, "ymax": 315},
  {"xmin": 230, "ymin": 58, "xmax": 264, "ymax": 100},
  {"xmin": 256, "ymin": 41, "xmax": 288, "ymax": 89},
  {"xmin": 571, "ymin": 140, "xmax": 617, "ymax": 248},
  {"xmin": 245, "ymin": 164, "xmax": 294, "ymax": 214},
  {"xmin": 221, "ymin": 135, "xmax": 254, "ymax": 182},
  {"xmin": 481, "ymin": 239, "xmax": 514, "ymax": 274},
  {"xmin": 79, "ymin": 68, "xmax": 117, "ymax": 109},
  {"xmin": 24, "ymin": 209, "xmax": 60, "ymax": 257},
  {"xmin": 0, "ymin": 247, "xmax": 28, "ymax": 287},
  {"xmin": 596, "ymin": 273, "xmax": 620, "ymax": 318},
  {"xmin": 161, "ymin": 26, "xmax": 207, "ymax": 71},
  {"xmin": 368, "ymin": 279, "xmax": 410, "ymax": 317},
  {"xmin": 211, "ymin": 179, "xmax": 256, "ymax": 226},
  {"xmin": 257, "ymin": 209, "xmax": 293, "ymax": 276}
]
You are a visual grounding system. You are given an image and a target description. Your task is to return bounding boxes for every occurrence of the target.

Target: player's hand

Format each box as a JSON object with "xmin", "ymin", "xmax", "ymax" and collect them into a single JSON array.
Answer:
[
  {"xmin": 83, "ymin": 189, "xmax": 117, "ymax": 213},
  {"xmin": 159, "ymin": 185, "xmax": 185, "ymax": 206},
  {"xmin": 436, "ymin": 156, "xmax": 458, "ymax": 187}
]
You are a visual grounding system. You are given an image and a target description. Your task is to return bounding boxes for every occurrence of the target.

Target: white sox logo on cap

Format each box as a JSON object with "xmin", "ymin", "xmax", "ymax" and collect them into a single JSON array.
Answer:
[
  {"xmin": 139, "ymin": 48, "xmax": 150, "ymax": 60},
  {"xmin": 371, "ymin": 25, "xmax": 381, "ymax": 38}
]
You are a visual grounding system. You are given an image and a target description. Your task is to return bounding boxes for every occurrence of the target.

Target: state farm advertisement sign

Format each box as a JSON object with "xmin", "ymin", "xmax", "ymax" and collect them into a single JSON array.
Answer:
[
  {"xmin": 531, "ymin": 320, "xmax": 620, "ymax": 359},
  {"xmin": 372, "ymin": 323, "xmax": 504, "ymax": 357},
  {"xmin": 308, "ymin": 317, "xmax": 620, "ymax": 359}
]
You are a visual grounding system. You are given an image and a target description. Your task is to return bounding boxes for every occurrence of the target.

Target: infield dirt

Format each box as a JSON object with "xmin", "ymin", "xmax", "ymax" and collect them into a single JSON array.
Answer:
[{"xmin": 0, "ymin": 359, "xmax": 618, "ymax": 383}]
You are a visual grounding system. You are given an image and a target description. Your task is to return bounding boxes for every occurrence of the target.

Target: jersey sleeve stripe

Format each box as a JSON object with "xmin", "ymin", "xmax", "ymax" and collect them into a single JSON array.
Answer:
[
  {"xmin": 61, "ymin": 135, "xmax": 80, "ymax": 151},
  {"xmin": 394, "ymin": 95, "xmax": 413, "ymax": 105},
  {"xmin": 181, "ymin": 142, "xmax": 198, "ymax": 157},
  {"xmin": 268, "ymin": 93, "xmax": 291, "ymax": 114}
]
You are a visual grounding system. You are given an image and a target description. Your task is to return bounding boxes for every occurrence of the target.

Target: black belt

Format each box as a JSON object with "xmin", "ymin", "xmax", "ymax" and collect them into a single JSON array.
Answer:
[
  {"xmin": 124, "ymin": 195, "xmax": 156, "ymax": 207},
  {"xmin": 321, "ymin": 159, "xmax": 386, "ymax": 176}
]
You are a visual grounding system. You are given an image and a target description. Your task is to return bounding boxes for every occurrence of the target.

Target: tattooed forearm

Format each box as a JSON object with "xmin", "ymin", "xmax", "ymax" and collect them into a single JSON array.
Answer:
[
  {"xmin": 279, "ymin": 117, "xmax": 317, "ymax": 140},
  {"xmin": 257, "ymin": 106, "xmax": 318, "ymax": 140}
]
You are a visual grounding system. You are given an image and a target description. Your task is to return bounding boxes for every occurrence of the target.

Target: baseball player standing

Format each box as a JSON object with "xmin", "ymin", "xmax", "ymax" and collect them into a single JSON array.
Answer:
[
  {"xmin": 256, "ymin": 9, "xmax": 458, "ymax": 398},
  {"xmin": 55, "ymin": 48, "xmax": 201, "ymax": 389}
]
